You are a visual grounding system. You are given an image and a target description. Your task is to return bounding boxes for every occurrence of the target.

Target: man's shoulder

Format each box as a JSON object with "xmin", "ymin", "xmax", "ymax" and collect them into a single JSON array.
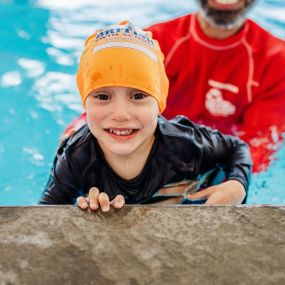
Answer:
[
  {"xmin": 148, "ymin": 13, "xmax": 192, "ymax": 28},
  {"xmin": 247, "ymin": 19, "xmax": 285, "ymax": 47},
  {"xmin": 245, "ymin": 19, "xmax": 285, "ymax": 67},
  {"xmin": 147, "ymin": 13, "xmax": 193, "ymax": 38}
]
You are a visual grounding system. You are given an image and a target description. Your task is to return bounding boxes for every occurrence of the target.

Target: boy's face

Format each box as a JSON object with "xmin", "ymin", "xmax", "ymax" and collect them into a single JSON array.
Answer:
[{"xmin": 85, "ymin": 86, "xmax": 159, "ymax": 157}]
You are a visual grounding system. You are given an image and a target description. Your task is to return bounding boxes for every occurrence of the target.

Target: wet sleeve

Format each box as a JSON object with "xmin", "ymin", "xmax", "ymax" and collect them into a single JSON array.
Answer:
[
  {"xmin": 39, "ymin": 145, "xmax": 80, "ymax": 205},
  {"xmin": 242, "ymin": 44, "xmax": 285, "ymax": 132},
  {"xmin": 196, "ymin": 124, "xmax": 253, "ymax": 193},
  {"xmin": 239, "ymin": 46, "xmax": 285, "ymax": 172}
]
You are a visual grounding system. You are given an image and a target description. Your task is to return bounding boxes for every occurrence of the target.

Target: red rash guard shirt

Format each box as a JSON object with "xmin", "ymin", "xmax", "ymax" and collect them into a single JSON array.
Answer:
[{"xmin": 147, "ymin": 13, "xmax": 285, "ymax": 172}]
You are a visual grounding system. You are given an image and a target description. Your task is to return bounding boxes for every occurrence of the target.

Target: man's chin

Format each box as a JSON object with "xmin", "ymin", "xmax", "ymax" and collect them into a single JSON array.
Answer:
[
  {"xmin": 200, "ymin": 7, "xmax": 247, "ymax": 30},
  {"xmin": 197, "ymin": 0, "xmax": 255, "ymax": 30}
]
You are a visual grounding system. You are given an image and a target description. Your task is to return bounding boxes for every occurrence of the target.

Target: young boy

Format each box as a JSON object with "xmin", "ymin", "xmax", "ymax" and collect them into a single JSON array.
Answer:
[{"xmin": 39, "ymin": 21, "xmax": 252, "ymax": 210}]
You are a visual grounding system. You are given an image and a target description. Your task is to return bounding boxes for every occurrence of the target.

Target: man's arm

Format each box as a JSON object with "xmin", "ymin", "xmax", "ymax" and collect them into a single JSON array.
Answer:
[{"xmin": 239, "ymin": 48, "xmax": 285, "ymax": 172}]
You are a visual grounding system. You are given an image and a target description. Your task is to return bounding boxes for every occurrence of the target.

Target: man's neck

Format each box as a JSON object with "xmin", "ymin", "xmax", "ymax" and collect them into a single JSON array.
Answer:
[{"xmin": 197, "ymin": 12, "xmax": 245, "ymax": 39}]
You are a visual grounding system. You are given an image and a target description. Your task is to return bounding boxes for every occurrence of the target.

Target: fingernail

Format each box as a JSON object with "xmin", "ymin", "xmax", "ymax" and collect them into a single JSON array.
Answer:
[
  {"xmin": 80, "ymin": 202, "xmax": 88, "ymax": 209},
  {"xmin": 102, "ymin": 206, "xmax": 109, "ymax": 212},
  {"xmin": 116, "ymin": 200, "xmax": 124, "ymax": 208},
  {"xmin": 90, "ymin": 203, "xmax": 98, "ymax": 210}
]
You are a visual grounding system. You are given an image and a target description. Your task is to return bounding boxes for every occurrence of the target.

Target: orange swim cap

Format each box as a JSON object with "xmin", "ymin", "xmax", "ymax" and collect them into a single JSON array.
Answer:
[{"xmin": 76, "ymin": 21, "xmax": 169, "ymax": 112}]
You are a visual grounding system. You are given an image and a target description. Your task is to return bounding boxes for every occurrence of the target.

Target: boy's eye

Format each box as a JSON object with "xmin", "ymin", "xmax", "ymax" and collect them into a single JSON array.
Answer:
[
  {"xmin": 93, "ymin": 93, "xmax": 111, "ymax": 101},
  {"xmin": 130, "ymin": 92, "xmax": 148, "ymax": 100}
]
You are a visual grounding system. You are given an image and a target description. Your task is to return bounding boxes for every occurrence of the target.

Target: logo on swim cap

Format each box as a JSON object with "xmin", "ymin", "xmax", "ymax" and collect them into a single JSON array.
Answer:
[
  {"xmin": 93, "ymin": 21, "xmax": 157, "ymax": 61},
  {"xmin": 95, "ymin": 21, "xmax": 155, "ymax": 47}
]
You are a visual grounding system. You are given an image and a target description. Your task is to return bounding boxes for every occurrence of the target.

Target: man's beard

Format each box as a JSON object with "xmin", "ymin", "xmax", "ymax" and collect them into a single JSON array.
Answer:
[{"xmin": 197, "ymin": 0, "xmax": 256, "ymax": 30}]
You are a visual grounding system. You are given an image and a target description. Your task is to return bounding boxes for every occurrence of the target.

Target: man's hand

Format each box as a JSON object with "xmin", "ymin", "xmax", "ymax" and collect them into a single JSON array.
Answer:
[
  {"xmin": 76, "ymin": 187, "xmax": 125, "ymax": 212},
  {"xmin": 188, "ymin": 180, "xmax": 246, "ymax": 205}
]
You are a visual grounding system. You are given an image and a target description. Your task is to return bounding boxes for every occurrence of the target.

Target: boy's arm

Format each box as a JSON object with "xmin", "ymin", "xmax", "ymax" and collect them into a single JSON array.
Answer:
[
  {"xmin": 40, "ymin": 140, "xmax": 125, "ymax": 210},
  {"xmin": 41, "ymin": 158, "xmax": 126, "ymax": 210},
  {"xmin": 188, "ymin": 180, "xmax": 246, "ymax": 205},
  {"xmin": 39, "ymin": 144, "xmax": 80, "ymax": 205},
  {"xmin": 239, "ymin": 48, "xmax": 285, "ymax": 172},
  {"xmin": 189, "ymin": 124, "xmax": 252, "ymax": 205}
]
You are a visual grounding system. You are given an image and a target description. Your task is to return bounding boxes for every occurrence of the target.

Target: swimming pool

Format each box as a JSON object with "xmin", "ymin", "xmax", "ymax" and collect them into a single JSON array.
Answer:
[{"xmin": 0, "ymin": 0, "xmax": 284, "ymax": 205}]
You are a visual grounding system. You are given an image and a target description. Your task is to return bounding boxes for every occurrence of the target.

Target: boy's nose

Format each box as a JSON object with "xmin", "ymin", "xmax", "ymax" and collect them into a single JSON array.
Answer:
[{"xmin": 109, "ymin": 101, "xmax": 132, "ymax": 121}]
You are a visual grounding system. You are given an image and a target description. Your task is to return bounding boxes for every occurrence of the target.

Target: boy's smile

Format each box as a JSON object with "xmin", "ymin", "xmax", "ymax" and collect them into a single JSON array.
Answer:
[
  {"xmin": 105, "ymin": 128, "xmax": 139, "ymax": 140},
  {"xmin": 85, "ymin": 86, "xmax": 159, "ymax": 158}
]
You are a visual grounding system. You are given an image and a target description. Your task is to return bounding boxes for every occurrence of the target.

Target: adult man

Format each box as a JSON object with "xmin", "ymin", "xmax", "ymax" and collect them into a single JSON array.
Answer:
[
  {"xmin": 63, "ymin": 0, "xmax": 285, "ymax": 172},
  {"xmin": 147, "ymin": 0, "xmax": 285, "ymax": 172}
]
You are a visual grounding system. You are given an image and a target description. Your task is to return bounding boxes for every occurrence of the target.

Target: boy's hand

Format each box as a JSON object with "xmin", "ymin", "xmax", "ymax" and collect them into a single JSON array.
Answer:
[
  {"xmin": 76, "ymin": 187, "xmax": 125, "ymax": 212},
  {"xmin": 188, "ymin": 180, "xmax": 246, "ymax": 205}
]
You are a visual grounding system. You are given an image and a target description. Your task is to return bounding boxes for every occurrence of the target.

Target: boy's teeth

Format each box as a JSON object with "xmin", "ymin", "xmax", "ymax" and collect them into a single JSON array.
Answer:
[
  {"xmin": 109, "ymin": 129, "xmax": 134, "ymax": 135},
  {"xmin": 215, "ymin": 0, "xmax": 239, "ymax": 4}
]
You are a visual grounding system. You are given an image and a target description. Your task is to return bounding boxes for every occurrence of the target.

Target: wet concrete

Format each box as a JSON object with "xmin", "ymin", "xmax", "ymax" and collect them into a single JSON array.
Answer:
[{"xmin": 0, "ymin": 205, "xmax": 284, "ymax": 285}]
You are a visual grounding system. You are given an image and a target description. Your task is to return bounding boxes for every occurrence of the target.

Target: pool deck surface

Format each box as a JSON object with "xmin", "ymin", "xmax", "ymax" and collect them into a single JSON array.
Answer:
[{"xmin": 0, "ymin": 205, "xmax": 284, "ymax": 285}]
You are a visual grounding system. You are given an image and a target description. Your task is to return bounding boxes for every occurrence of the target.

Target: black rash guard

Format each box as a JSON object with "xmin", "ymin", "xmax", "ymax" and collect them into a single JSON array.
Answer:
[{"xmin": 39, "ymin": 116, "xmax": 252, "ymax": 204}]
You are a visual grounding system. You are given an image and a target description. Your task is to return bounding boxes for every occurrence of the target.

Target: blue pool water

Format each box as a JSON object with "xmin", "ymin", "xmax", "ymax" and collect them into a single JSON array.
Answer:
[{"xmin": 0, "ymin": 0, "xmax": 284, "ymax": 205}]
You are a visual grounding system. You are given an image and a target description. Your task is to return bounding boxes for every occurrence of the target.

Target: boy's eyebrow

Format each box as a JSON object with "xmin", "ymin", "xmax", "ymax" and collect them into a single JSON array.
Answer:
[
  {"xmin": 91, "ymin": 88, "xmax": 108, "ymax": 92},
  {"xmin": 91, "ymin": 87, "xmax": 148, "ymax": 94}
]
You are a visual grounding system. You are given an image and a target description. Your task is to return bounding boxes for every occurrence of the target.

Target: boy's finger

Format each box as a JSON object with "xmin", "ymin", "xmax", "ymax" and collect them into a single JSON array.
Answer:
[
  {"xmin": 188, "ymin": 187, "xmax": 216, "ymax": 200},
  {"xmin": 89, "ymin": 187, "xmax": 100, "ymax": 210},
  {"xmin": 110, "ymin": 195, "xmax": 125, "ymax": 209},
  {"xmin": 98, "ymin": 192, "xmax": 110, "ymax": 212},
  {"xmin": 76, "ymin": 196, "xmax": 89, "ymax": 209}
]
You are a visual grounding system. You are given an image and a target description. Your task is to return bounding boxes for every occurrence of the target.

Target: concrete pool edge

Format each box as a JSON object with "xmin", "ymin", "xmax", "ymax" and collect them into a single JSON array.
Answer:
[{"xmin": 0, "ymin": 205, "xmax": 284, "ymax": 284}]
